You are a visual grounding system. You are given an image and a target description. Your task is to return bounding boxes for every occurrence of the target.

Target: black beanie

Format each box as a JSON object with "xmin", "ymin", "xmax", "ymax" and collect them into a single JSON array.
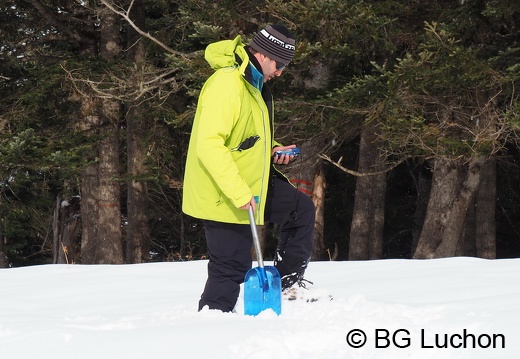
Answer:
[{"xmin": 249, "ymin": 25, "xmax": 295, "ymax": 66}]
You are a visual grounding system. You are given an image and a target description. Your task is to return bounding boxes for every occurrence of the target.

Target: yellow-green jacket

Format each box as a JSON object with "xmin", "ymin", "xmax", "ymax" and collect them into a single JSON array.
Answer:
[{"xmin": 182, "ymin": 35, "xmax": 281, "ymax": 225}]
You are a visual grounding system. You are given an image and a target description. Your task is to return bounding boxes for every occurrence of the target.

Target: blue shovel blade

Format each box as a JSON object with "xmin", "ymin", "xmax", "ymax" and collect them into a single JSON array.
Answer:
[{"xmin": 244, "ymin": 266, "xmax": 282, "ymax": 316}]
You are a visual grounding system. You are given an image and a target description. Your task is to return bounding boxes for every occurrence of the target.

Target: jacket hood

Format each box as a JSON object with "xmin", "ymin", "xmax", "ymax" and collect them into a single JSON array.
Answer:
[{"xmin": 205, "ymin": 35, "xmax": 249, "ymax": 75}]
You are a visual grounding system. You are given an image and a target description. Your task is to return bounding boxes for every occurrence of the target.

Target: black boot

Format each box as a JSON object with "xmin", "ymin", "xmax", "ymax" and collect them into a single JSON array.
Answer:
[{"xmin": 274, "ymin": 250, "xmax": 310, "ymax": 290}]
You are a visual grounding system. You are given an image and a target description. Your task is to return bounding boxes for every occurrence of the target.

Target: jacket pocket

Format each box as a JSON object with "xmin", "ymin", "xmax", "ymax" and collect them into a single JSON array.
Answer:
[{"xmin": 232, "ymin": 135, "xmax": 260, "ymax": 151}]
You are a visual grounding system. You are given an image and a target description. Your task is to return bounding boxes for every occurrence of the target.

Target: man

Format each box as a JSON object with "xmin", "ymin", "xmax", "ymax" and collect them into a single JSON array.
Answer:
[{"xmin": 182, "ymin": 25, "xmax": 315, "ymax": 312}]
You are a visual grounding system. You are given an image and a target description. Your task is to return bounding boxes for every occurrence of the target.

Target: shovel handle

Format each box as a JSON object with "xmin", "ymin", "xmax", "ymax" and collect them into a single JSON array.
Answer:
[{"xmin": 248, "ymin": 206, "xmax": 264, "ymax": 269}]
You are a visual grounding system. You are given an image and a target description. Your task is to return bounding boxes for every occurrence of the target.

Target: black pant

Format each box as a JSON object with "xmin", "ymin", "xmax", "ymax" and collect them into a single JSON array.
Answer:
[{"xmin": 198, "ymin": 176, "xmax": 315, "ymax": 312}]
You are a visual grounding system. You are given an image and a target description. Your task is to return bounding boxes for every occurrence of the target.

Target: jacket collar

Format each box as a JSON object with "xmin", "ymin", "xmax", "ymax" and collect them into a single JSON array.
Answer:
[
  {"xmin": 235, "ymin": 46, "xmax": 274, "ymax": 118},
  {"xmin": 246, "ymin": 46, "xmax": 263, "ymax": 75},
  {"xmin": 248, "ymin": 62, "xmax": 264, "ymax": 91}
]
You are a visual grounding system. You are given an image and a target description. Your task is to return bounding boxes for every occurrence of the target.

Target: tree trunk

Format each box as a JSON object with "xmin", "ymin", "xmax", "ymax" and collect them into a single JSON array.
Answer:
[
  {"xmin": 0, "ymin": 220, "xmax": 9, "ymax": 268},
  {"xmin": 283, "ymin": 138, "xmax": 326, "ymax": 260},
  {"xmin": 349, "ymin": 125, "xmax": 386, "ymax": 260},
  {"xmin": 411, "ymin": 165, "xmax": 431, "ymax": 255},
  {"xmin": 456, "ymin": 157, "xmax": 496, "ymax": 259},
  {"xmin": 413, "ymin": 156, "xmax": 486, "ymax": 259},
  {"xmin": 126, "ymin": 112, "xmax": 150, "ymax": 263},
  {"xmin": 96, "ymin": 105, "xmax": 123, "ymax": 264},
  {"xmin": 456, "ymin": 157, "xmax": 496, "ymax": 258},
  {"xmin": 125, "ymin": 0, "xmax": 150, "ymax": 263},
  {"xmin": 0, "ymin": 251, "xmax": 8, "ymax": 268},
  {"xmin": 80, "ymin": 120, "xmax": 101, "ymax": 263},
  {"xmin": 53, "ymin": 197, "xmax": 59, "ymax": 263},
  {"xmin": 475, "ymin": 156, "xmax": 496, "ymax": 258},
  {"xmin": 0, "ymin": 227, "xmax": 8, "ymax": 267},
  {"xmin": 97, "ymin": 5, "xmax": 123, "ymax": 264},
  {"xmin": 54, "ymin": 197, "xmax": 81, "ymax": 264},
  {"xmin": 80, "ymin": 4, "xmax": 123, "ymax": 264},
  {"xmin": 311, "ymin": 163, "xmax": 327, "ymax": 260},
  {"xmin": 456, "ymin": 197, "xmax": 477, "ymax": 257}
]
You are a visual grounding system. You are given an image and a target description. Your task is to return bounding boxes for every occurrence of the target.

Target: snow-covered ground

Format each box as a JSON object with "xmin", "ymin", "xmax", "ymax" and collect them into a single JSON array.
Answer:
[{"xmin": 1, "ymin": 257, "xmax": 518, "ymax": 358}]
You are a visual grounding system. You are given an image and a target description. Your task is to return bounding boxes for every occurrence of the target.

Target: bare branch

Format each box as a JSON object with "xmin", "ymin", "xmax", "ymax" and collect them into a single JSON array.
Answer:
[
  {"xmin": 61, "ymin": 64, "xmax": 184, "ymax": 103},
  {"xmin": 99, "ymin": 0, "xmax": 188, "ymax": 57},
  {"xmin": 319, "ymin": 154, "xmax": 407, "ymax": 176}
]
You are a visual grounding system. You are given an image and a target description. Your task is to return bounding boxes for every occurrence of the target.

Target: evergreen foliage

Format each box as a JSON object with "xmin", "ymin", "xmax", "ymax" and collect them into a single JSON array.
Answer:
[{"xmin": 0, "ymin": 0, "xmax": 519, "ymax": 265}]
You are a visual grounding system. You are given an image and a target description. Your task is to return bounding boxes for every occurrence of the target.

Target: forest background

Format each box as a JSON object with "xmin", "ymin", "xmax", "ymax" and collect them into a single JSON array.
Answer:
[{"xmin": 0, "ymin": 0, "xmax": 519, "ymax": 267}]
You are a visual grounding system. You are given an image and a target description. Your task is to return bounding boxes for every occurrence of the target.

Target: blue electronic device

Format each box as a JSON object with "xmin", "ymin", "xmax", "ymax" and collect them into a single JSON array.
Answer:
[{"xmin": 274, "ymin": 147, "xmax": 300, "ymax": 157}]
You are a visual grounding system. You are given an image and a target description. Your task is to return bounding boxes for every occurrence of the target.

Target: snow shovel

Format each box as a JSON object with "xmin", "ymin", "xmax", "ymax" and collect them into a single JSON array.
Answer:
[{"xmin": 244, "ymin": 206, "xmax": 282, "ymax": 316}]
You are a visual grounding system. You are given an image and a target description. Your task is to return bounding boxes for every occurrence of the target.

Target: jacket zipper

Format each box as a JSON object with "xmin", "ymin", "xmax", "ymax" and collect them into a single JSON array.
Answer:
[{"xmin": 253, "ymin": 89, "xmax": 268, "ymax": 224}]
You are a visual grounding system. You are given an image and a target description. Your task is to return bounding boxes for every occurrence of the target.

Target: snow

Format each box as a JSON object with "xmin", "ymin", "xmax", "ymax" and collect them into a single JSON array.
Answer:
[{"xmin": 1, "ymin": 257, "xmax": 519, "ymax": 358}]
